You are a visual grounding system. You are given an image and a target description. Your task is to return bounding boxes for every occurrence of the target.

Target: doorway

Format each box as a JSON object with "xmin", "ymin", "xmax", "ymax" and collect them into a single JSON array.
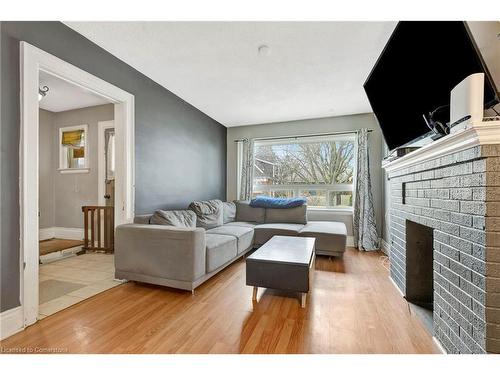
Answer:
[
  {"xmin": 37, "ymin": 71, "xmax": 123, "ymax": 318},
  {"xmin": 20, "ymin": 42, "xmax": 135, "ymax": 328}
]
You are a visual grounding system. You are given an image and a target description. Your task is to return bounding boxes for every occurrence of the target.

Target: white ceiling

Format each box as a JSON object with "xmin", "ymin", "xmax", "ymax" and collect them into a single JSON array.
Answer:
[
  {"xmin": 66, "ymin": 22, "xmax": 397, "ymax": 126},
  {"xmin": 39, "ymin": 70, "xmax": 111, "ymax": 112}
]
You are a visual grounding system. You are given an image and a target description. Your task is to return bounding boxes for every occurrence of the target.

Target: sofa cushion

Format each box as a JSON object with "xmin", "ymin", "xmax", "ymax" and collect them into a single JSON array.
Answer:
[
  {"xmin": 226, "ymin": 221, "xmax": 258, "ymax": 228},
  {"xmin": 235, "ymin": 200, "xmax": 265, "ymax": 223},
  {"xmin": 222, "ymin": 201, "xmax": 236, "ymax": 224},
  {"xmin": 265, "ymin": 205, "xmax": 307, "ymax": 225},
  {"xmin": 207, "ymin": 225, "xmax": 254, "ymax": 254},
  {"xmin": 299, "ymin": 221, "xmax": 347, "ymax": 254},
  {"xmin": 205, "ymin": 234, "xmax": 238, "ymax": 273},
  {"xmin": 188, "ymin": 199, "xmax": 223, "ymax": 229},
  {"xmin": 150, "ymin": 210, "xmax": 197, "ymax": 228},
  {"xmin": 134, "ymin": 215, "xmax": 152, "ymax": 224},
  {"xmin": 253, "ymin": 223, "xmax": 305, "ymax": 245}
]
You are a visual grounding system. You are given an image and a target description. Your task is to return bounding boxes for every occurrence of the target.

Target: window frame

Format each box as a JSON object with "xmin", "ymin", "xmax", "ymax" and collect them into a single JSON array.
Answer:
[
  {"xmin": 58, "ymin": 124, "xmax": 90, "ymax": 174},
  {"xmin": 252, "ymin": 133, "xmax": 358, "ymax": 212}
]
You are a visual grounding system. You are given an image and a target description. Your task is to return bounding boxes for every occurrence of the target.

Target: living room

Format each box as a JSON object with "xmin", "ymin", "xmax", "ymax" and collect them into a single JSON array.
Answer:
[{"xmin": 1, "ymin": 1, "xmax": 500, "ymax": 373}]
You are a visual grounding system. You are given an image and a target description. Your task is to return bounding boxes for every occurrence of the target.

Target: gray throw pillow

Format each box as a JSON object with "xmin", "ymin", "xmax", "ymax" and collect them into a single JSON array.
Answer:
[
  {"xmin": 188, "ymin": 199, "xmax": 223, "ymax": 229},
  {"xmin": 150, "ymin": 210, "xmax": 197, "ymax": 228},
  {"xmin": 222, "ymin": 202, "xmax": 236, "ymax": 224}
]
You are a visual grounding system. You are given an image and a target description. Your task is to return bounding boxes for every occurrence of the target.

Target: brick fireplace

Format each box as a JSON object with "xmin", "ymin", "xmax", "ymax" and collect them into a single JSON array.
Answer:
[{"xmin": 384, "ymin": 124, "xmax": 500, "ymax": 354}]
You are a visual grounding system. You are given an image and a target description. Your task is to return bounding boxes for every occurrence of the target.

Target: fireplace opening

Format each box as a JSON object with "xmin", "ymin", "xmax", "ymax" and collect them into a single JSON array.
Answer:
[{"xmin": 405, "ymin": 220, "xmax": 434, "ymax": 310}]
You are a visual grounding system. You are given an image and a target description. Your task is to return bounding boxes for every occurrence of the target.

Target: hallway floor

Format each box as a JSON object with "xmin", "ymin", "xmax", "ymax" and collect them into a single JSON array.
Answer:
[
  {"xmin": 39, "ymin": 238, "xmax": 84, "ymax": 256},
  {"xmin": 38, "ymin": 253, "xmax": 123, "ymax": 319}
]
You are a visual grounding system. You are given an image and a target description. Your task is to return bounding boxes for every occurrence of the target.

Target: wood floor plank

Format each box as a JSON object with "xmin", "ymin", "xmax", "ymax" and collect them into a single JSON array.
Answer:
[{"xmin": 0, "ymin": 248, "xmax": 440, "ymax": 354}]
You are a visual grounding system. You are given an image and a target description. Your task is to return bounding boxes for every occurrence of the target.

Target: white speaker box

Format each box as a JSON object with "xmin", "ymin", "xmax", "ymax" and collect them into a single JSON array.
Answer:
[{"xmin": 450, "ymin": 73, "xmax": 485, "ymax": 133}]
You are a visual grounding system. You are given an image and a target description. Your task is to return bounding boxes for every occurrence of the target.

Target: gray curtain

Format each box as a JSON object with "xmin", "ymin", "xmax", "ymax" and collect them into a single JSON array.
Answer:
[
  {"xmin": 239, "ymin": 138, "xmax": 254, "ymax": 201},
  {"xmin": 353, "ymin": 129, "xmax": 379, "ymax": 251}
]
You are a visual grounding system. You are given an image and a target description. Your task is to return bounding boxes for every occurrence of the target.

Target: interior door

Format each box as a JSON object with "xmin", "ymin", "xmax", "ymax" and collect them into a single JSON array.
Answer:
[{"xmin": 104, "ymin": 128, "xmax": 115, "ymax": 208}]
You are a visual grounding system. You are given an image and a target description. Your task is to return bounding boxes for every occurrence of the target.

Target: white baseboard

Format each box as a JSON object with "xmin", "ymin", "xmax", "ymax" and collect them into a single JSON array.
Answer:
[
  {"xmin": 0, "ymin": 306, "xmax": 24, "ymax": 340},
  {"xmin": 381, "ymin": 239, "xmax": 390, "ymax": 255},
  {"xmin": 54, "ymin": 227, "xmax": 84, "ymax": 240},
  {"xmin": 39, "ymin": 227, "xmax": 55, "ymax": 241},
  {"xmin": 39, "ymin": 227, "xmax": 84, "ymax": 241}
]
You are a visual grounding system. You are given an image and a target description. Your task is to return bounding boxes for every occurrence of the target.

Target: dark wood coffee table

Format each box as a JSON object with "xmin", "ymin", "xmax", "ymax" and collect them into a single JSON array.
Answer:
[{"xmin": 246, "ymin": 235, "xmax": 316, "ymax": 308}]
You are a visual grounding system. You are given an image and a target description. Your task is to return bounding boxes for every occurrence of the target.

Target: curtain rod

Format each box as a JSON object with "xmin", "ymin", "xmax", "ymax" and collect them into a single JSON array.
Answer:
[{"xmin": 233, "ymin": 129, "xmax": 372, "ymax": 143}]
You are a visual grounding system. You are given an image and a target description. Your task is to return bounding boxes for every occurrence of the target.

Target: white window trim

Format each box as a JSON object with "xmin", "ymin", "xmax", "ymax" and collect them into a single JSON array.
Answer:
[
  {"xmin": 58, "ymin": 124, "xmax": 89, "ymax": 173},
  {"xmin": 252, "ymin": 134, "xmax": 357, "ymax": 210}
]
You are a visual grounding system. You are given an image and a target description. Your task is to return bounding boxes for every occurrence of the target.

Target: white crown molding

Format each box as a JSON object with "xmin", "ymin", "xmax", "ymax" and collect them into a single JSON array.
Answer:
[
  {"xmin": 0, "ymin": 306, "xmax": 24, "ymax": 340},
  {"xmin": 383, "ymin": 120, "xmax": 500, "ymax": 174}
]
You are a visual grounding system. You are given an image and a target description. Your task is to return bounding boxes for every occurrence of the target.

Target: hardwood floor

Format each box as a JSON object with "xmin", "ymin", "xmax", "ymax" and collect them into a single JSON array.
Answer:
[{"xmin": 0, "ymin": 248, "xmax": 439, "ymax": 354}]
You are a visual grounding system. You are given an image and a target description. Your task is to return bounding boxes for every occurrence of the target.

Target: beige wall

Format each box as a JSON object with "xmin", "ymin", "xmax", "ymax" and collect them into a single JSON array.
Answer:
[
  {"xmin": 38, "ymin": 104, "xmax": 114, "ymax": 229},
  {"xmin": 226, "ymin": 113, "xmax": 384, "ymax": 237},
  {"xmin": 39, "ymin": 109, "xmax": 55, "ymax": 228}
]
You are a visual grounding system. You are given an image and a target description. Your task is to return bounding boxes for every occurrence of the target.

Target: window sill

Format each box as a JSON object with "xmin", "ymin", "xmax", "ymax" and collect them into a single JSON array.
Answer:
[
  {"xmin": 307, "ymin": 207, "xmax": 353, "ymax": 214},
  {"xmin": 58, "ymin": 168, "xmax": 90, "ymax": 174}
]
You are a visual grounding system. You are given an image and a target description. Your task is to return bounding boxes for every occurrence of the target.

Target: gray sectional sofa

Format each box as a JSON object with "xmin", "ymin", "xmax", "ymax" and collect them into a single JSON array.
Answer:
[{"xmin": 115, "ymin": 200, "xmax": 347, "ymax": 292}]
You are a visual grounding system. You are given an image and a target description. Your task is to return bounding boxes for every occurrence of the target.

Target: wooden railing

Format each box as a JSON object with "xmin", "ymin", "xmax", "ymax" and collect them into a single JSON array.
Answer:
[{"xmin": 82, "ymin": 206, "xmax": 114, "ymax": 253}]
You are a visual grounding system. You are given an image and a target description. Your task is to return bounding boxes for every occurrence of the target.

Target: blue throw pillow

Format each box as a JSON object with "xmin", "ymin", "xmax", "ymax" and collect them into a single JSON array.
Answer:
[{"xmin": 249, "ymin": 196, "xmax": 307, "ymax": 209}]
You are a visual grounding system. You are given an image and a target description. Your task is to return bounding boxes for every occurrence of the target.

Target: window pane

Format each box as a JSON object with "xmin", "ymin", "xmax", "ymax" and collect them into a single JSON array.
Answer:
[
  {"xmin": 328, "ymin": 191, "xmax": 353, "ymax": 207},
  {"xmin": 252, "ymin": 135, "xmax": 356, "ymax": 209},
  {"xmin": 300, "ymin": 190, "xmax": 327, "ymax": 207},
  {"xmin": 254, "ymin": 138, "xmax": 355, "ymax": 186},
  {"xmin": 66, "ymin": 147, "xmax": 85, "ymax": 169},
  {"xmin": 61, "ymin": 127, "xmax": 86, "ymax": 170},
  {"xmin": 253, "ymin": 190, "xmax": 294, "ymax": 199}
]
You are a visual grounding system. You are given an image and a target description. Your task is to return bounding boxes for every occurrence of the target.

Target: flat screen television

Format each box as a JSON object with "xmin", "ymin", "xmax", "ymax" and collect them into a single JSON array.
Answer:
[{"xmin": 364, "ymin": 21, "xmax": 499, "ymax": 151}]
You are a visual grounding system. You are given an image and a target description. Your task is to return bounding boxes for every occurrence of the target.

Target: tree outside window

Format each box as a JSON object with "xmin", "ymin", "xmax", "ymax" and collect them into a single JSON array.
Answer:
[{"xmin": 252, "ymin": 135, "xmax": 356, "ymax": 209}]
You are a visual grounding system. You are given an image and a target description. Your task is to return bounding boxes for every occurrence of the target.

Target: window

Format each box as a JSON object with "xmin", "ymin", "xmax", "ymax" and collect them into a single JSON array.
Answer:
[
  {"xmin": 59, "ymin": 125, "xmax": 89, "ymax": 173},
  {"xmin": 252, "ymin": 134, "xmax": 356, "ymax": 209}
]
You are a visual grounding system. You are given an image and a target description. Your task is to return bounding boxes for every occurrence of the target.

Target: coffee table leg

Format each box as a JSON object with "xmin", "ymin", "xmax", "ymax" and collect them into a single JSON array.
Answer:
[
  {"xmin": 252, "ymin": 286, "xmax": 258, "ymax": 302},
  {"xmin": 301, "ymin": 293, "xmax": 307, "ymax": 308}
]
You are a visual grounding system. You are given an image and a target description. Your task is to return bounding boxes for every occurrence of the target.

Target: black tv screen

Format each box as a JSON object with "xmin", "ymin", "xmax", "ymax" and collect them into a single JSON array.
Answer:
[{"xmin": 364, "ymin": 21, "xmax": 499, "ymax": 151}]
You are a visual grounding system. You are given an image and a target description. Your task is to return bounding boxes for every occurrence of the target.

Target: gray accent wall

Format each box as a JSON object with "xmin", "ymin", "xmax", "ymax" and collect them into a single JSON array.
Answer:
[
  {"xmin": 1, "ymin": 22, "xmax": 227, "ymax": 312},
  {"xmin": 226, "ymin": 113, "xmax": 384, "ymax": 237}
]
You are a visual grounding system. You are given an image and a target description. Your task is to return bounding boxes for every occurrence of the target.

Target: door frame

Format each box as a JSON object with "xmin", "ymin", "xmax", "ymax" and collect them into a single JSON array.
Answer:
[
  {"xmin": 20, "ymin": 41, "xmax": 135, "ymax": 327},
  {"xmin": 97, "ymin": 120, "xmax": 115, "ymax": 207}
]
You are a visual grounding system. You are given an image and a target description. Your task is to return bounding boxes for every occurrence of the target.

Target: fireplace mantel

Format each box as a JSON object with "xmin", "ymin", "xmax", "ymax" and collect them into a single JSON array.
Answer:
[{"xmin": 383, "ymin": 120, "xmax": 500, "ymax": 174}]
